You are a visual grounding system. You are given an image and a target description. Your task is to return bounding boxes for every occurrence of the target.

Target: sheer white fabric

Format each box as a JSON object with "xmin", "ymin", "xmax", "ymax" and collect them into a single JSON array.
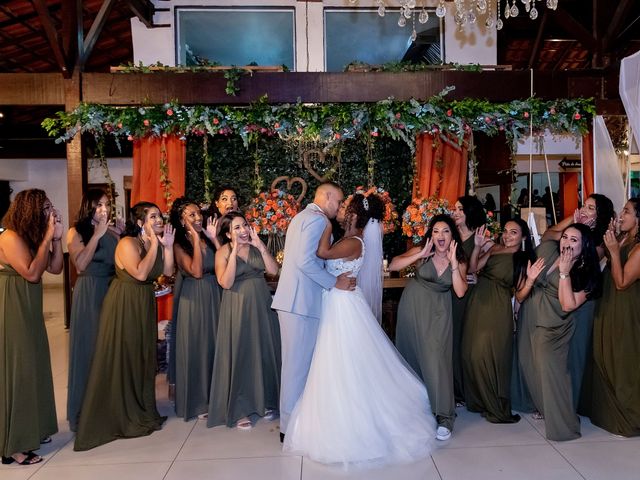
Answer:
[
  {"xmin": 620, "ymin": 51, "xmax": 640, "ymax": 158},
  {"xmin": 283, "ymin": 237, "xmax": 436, "ymax": 469},
  {"xmin": 594, "ymin": 115, "xmax": 626, "ymax": 211},
  {"xmin": 358, "ymin": 220, "xmax": 384, "ymax": 324}
]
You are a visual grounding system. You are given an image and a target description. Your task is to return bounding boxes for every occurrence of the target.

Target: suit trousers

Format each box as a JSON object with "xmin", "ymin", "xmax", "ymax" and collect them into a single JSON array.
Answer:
[{"xmin": 277, "ymin": 311, "xmax": 319, "ymax": 434}]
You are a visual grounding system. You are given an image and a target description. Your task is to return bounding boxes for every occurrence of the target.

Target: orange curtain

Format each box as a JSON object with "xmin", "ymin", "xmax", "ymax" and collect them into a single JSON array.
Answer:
[
  {"xmin": 412, "ymin": 132, "xmax": 468, "ymax": 203},
  {"xmin": 582, "ymin": 131, "xmax": 594, "ymax": 199},
  {"xmin": 131, "ymin": 135, "xmax": 186, "ymax": 212}
]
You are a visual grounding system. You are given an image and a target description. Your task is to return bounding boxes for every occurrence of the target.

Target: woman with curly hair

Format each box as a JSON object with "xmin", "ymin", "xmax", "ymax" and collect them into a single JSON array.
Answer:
[
  {"xmin": 0, "ymin": 189, "xmax": 63, "ymax": 465},
  {"xmin": 589, "ymin": 198, "xmax": 640, "ymax": 436},
  {"xmin": 516, "ymin": 223, "xmax": 601, "ymax": 440},
  {"xmin": 169, "ymin": 197, "xmax": 221, "ymax": 420},
  {"xmin": 450, "ymin": 195, "xmax": 487, "ymax": 405},
  {"xmin": 462, "ymin": 218, "xmax": 535, "ymax": 424},
  {"xmin": 207, "ymin": 212, "xmax": 280, "ymax": 430},
  {"xmin": 75, "ymin": 202, "xmax": 174, "ymax": 451},
  {"xmin": 284, "ymin": 193, "xmax": 436, "ymax": 466},
  {"xmin": 392, "ymin": 214, "xmax": 468, "ymax": 441},
  {"xmin": 66, "ymin": 189, "xmax": 123, "ymax": 432}
]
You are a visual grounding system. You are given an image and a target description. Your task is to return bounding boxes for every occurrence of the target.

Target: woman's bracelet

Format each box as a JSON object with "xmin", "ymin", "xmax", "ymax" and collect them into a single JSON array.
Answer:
[{"xmin": 559, "ymin": 272, "xmax": 570, "ymax": 279}]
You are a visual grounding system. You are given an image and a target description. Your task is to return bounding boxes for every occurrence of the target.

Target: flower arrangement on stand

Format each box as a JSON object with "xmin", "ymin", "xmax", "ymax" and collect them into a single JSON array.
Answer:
[
  {"xmin": 485, "ymin": 210, "xmax": 502, "ymax": 241},
  {"xmin": 402, "ymin": 196, "xmax": 452, "ymax": 244},
  {"xmin": 347, "ymin": 186, "xmax": 399, "ymax": 234},
  {"xmin": 244, "ymin": 189, "xmax": 301, "ymax": 264}
]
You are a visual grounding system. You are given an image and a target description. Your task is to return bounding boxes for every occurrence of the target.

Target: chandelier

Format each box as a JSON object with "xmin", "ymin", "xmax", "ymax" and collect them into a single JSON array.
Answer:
[{"xmin": 371, "ymin": 0, "xmax": 559, "ymax": 32}]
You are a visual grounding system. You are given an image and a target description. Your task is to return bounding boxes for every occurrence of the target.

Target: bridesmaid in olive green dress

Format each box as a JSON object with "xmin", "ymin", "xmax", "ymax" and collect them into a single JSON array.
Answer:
[
  {"xmin": 170, "ymin": 198, "xmax": 221, "ymax": 420},
  {"xmin": 517, "ymin": 224, "xmax": 601, "ymax": 441},
  {"xmin": 462, "ymin": 218, "xmax": 534, "ymax": 423},
  {"xmin": 531, "ymin": 194, "xmax": 614, "ymax": 409},
  {"xmin": 0, "ymin": 189, "xmax": 63, "ymax": 465},
  {"xmin": 590, "ymin": 198, "xmax": 640, "ymax": 437},
  {"xmin": 66, "ymin": 189, "xmax": 122, "ymax": 432},
  {"xmin": 451, "ymin": 196, "xmax": 487, "ymax": 405},
  {"xmin": 207, "ymin": 212, "xmax": 281, "ymax": 429},
  {"xmin": 74, "ymin": 202, "xmax": 175, "ymax": 451},
  {"xmin": 393, "ymin": 214, "xmax": 467, "ymax": 441}
]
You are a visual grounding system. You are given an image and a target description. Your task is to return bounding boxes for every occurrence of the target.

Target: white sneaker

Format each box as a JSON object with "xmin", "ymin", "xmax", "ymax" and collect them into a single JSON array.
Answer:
[{"xmin": 436, "ymin": 426, "xmax": 451, "ymax": 441}]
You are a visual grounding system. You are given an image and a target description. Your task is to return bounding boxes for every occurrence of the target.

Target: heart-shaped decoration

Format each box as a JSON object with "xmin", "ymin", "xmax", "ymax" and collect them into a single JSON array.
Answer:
[
  {"xmin": 302, "ymin": 149, "xmax": 337, "ymax": 183},
  {"xmin": 270, "ymin": 176, "xmax": 308, "ymax": 204}
]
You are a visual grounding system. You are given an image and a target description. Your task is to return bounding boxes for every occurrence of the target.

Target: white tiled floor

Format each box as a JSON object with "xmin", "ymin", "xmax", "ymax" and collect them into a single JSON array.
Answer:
[{"xmin": 3, "ymin": 286, "xmax": 640, "ymax": 480}]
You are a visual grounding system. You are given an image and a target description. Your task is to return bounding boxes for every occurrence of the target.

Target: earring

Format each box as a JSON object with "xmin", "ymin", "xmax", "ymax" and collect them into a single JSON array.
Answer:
[{"xmin": 521, "ymin": 239, "xmax": 526, "ymax": 251}]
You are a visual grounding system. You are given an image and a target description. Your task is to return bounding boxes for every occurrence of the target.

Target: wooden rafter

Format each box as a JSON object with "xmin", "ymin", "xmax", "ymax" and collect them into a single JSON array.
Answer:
[
  {"xmin": 548, "ymin": 7, "xmax": 597, "ymax": 52},
  {"xmin": 602, "ymin": 0, "xmax": 635, "ymax": 52},
  {"xmin": 126, "ymin": 0, "xmax": 155, "ymax": 28},
  {"xmin": 0, "ymin": 28, "xmax": 59, "ymax": 69},
  {"xmin": 81, "ymin": 0, "xmax": 118, "ymax": 67},
  {"xmin": 528, "ymin": 10, "xmax": 548, "ymax": 70},
  {"xmin": 61, "ymin": 0, "xmax": 83, "ymax": 73},
  {"xmin": 32, "ymin": 0, "xmax": 69, "ymax": 74}
]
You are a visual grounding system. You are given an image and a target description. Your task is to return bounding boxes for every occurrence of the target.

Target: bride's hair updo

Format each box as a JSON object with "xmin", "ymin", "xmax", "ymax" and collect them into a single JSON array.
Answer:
[{"xmin": 344, "ymin": 192, "xmax": 384, "ymax": 231}]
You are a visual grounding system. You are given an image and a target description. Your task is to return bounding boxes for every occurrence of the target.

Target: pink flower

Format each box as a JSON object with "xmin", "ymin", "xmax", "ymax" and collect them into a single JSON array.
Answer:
[
  {"xmin": 143, "ymin": 119, "xmax": 150, "ymax": 126},
  {"xmin": 395, "ymin": 113, "xmax": 401, "ymax": 119},
  {"xmin": 549, "ymin": 108, "xmax": 556, "ymax": 115},
  {"xmin": 274, "ymin": 122, "xmax": 280, "ymax": 129},
  {"xmin": 166, "ymin": 109, "xmax": 174, "ymax": 116},
  {"xmin": 446, "ymin": 109, "xmax": 453, "ymax": 117},
  {"xmin": 371, "ymin": 131, "xmax": 379, "ymax": 137},
  {"xmin": 127, "ymin": 135, "xmax": 133, "ymax": 141},
  {"xmin": 574, "ymin": 113, "xmax": 581, "ymax": 120},
  {"xmin": 213, "ymin": 118, "xmax": 220, "ymax": 125},
  {"xmin": 117, "ymin": 122, "xmax": 123, "ymax": 129},
  {"xmin": 485, "ymin": 116, "xmax": 491, "ymax": 123},
  {"xmin": 523, "ymin": 111, "xmax": 530, "ymax": 119},
  {"xmin": 335, "ymin": 133, "xmax": 341, "ymax": 139}
]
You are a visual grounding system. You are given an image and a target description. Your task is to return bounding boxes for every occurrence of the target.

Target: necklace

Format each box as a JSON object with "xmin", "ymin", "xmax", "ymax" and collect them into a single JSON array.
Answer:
[{"xmin": 432, "ymin": 254, "xmax": 449, "ymax": 276}]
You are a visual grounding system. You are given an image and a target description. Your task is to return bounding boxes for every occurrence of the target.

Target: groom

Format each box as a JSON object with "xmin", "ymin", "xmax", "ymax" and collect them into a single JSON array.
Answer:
[{"xmin": 272, "ymin": 182, "xmax": 355, "ymax": 442}]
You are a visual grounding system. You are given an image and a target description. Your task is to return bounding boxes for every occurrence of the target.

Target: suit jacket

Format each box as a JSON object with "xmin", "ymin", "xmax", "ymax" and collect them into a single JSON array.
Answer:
[{"xmin": 272, "ymin": 203, "xmax": 336, "ymax": 318}]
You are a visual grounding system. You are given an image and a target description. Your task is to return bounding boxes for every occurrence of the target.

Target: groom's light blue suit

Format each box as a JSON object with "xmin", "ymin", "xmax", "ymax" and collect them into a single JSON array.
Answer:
[{"xmin": 272, "ymin": 203, "xmax": 336, "ymax": 434}]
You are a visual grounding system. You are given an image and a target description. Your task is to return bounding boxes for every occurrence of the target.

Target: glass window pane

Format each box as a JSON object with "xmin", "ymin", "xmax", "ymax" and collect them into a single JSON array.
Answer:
[
  {"xmin": 177, "ymin": 8, "xmax": 295, "ymax": 69},
  {"xmin": 325, "ymin": 9, "xmax": 442, "ymax": 72}
]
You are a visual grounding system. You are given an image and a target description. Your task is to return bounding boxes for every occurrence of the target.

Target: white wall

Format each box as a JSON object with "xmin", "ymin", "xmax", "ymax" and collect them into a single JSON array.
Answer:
[
  {"xmin": 133, "ymin": 0, "xmax": 497, "ymax": 69},
  {"xmin": 0, "ymin": 159, "xmax": 28, "ymax": 181}
]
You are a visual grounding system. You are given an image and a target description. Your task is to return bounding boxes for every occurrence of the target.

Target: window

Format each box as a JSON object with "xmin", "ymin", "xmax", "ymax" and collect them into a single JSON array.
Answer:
[
  {"xmin": 324, "ymin": 8, "xmax": 442, "ymax": 72},
  {"xmin": 176, "ymin": 8, "xmax": 296, "ymax": 69}
]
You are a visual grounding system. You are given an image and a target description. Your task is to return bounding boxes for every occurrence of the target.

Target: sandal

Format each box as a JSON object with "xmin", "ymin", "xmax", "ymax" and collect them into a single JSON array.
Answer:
[
  {"xmin": 1, "ymin": 451, "xmax": 43, "ymax": 465},
  {"xmin": 263, "ymin": 409, "xmax": 277, "ymax": 421},
  {"xmin": 236, "ymin": 418, "xmax": 252, "ymax": 430},
  {"xmin": 197, "ymin": 413, "xmax": 208, "ymax": 420},
  {"xmin": 41, "ymin": 436, "xmax": 52, "ymax": 444},
  {"xmin": 532, "ymin": 412, "xmax": 544, "ymax": 420}
]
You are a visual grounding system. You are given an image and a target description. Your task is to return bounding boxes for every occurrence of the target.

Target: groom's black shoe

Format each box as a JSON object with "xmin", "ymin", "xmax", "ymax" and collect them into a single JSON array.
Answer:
[{"xmin": 280, "ymin": 432, "xmax": 285, "ymax": 443}]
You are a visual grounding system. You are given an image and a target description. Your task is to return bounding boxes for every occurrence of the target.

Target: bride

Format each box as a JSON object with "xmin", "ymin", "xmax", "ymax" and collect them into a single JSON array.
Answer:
[{"xmin": 283, "ymin": 192, "xmax": 436, "ymax": 468}]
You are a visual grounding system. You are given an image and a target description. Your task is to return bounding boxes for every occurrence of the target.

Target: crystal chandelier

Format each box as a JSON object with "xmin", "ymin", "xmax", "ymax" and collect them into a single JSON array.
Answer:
[{"xmin": 370, "ymin": 0, "xmax": 559, "ymax": 32}]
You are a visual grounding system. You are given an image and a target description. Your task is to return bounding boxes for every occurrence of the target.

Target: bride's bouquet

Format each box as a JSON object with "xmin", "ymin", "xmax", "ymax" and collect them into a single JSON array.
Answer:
[
  {"xmin": 245, "ymin": 189, "xmax": 300, "ymax": 236},
  {"xmin": 348, "ymin": 185, "xmax": 399, "ymax": 234},
  {"xmin": 402, "ymin": 196, "xmax": 451, "ymax": 244}
]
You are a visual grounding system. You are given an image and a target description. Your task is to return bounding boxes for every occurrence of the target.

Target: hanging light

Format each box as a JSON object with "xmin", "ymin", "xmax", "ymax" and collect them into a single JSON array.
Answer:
[{"xmin": 376, "ymin": 0, "xmax": 558, "ymax": 30}]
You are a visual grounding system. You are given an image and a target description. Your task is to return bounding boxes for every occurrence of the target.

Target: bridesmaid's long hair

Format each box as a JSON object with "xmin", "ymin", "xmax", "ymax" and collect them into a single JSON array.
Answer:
[
  {"xmin": 75, "ymin": 188, "xmax": 110, "ymax": 246},
  {"xmin": 422, "ymin": 214, "xmax": 466, "ymax": 264},
  {"xmin": 457, "ymin": 195, "xmax": 487, "ymax": 230},
  {"xmin": 122, "ymin": 202, "xmax": 160, "ymax": 238},
  {"xmin": 169, "ymin": 197, "xmax": 213, "ymax": 257},
  {"xmin": 564, "ymin": 223, "xmax": 602, "ymax": 299},
  {"xmin": 589, "ymin": 193, "xmax": 615, "ymax": 246},
  {"xmin": 1, "ymin": 188, "xmax": 49, "ymax": 252},
  {"xmin": 508, "ymin": 217, "xmax": 536, "ymax": 290}
]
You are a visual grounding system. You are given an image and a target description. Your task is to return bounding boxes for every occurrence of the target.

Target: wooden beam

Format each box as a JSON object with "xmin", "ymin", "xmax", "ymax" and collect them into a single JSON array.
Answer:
[
  {"xmin": 0, "ymin": 29, "xmax": 60, "ymax": 69},
  {"xmin": 126, "ymin": 0, "xmax": 155, "ymax": 28},
  {"xmin": 83, "ymin": 71, "xmax": 545, "ymax": 104},
  {"xmin": 80, "ymin": 0, "xmax": 118, "ymax": 67},
  {"xmin": 0, "ymin": 74, "xmax": 65, "ymax": 105},
  {"xmin": 528, "ymin": 10, "xmax": 548, "ymax": 70},
  {"xmin": 602, "ymin": 0, "xmax": 635, "ymax": 52},
  {"xmin": 61, "ymin": 0, "xmax": 83, "ymax": 73},
  {"xmin": 548, "ymin": 7, "xmax": 597, "ymax": 52},
  {"xmin": 32, "ymin": 0, "xmax": 69, "ymax": 75}
]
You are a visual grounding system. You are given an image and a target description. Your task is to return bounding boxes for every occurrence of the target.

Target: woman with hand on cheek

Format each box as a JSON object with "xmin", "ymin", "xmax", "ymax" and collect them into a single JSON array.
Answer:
[
  {"xmin": 207, "ymin": 212, "xmax": 281, "ymax": 430},
  {"xmin": 589, "ymin": 198, "xmax": 640, "ymax": 437},
  {"xmin": 0, "ymin": 189, "xmax": 63, "ymax": 465},
  {"xmin": 66, "ymin": 189, "xmax": 122, "ymax": 432},
  {"xmin": 170, "ymin": 198, "xmax": 221, "ymax": 421},
  {"xmin": 75, "ymin": 202, "xmax": 175, "ymax": 451}
]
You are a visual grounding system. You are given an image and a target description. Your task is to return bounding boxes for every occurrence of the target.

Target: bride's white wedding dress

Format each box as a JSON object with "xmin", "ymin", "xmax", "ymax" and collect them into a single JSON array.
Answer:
[{"xmin": 283, "ymin": 237, "xmax": 436, "ymax": 468}]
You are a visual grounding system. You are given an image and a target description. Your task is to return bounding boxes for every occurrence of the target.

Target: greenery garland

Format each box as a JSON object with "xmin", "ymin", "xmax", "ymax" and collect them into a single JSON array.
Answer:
[{"xmin": 42, "ymin": 89, "xmax": 594, "ymax": 157}]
